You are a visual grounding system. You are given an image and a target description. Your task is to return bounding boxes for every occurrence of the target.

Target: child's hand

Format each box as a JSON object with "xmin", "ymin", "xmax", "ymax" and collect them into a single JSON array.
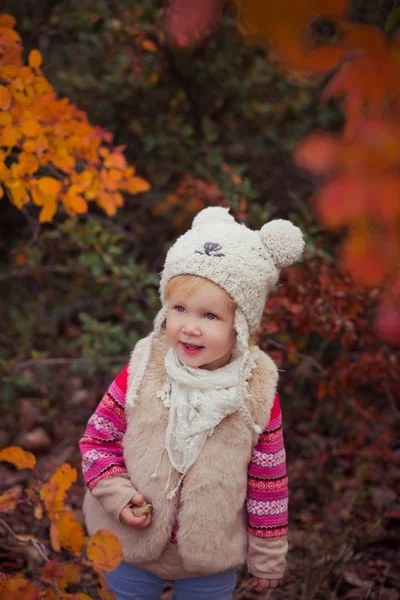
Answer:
[
  {"xmin": 253, "ymin": 577, "xmax": 279, "ymax": 593},
  {"xmin": 119, "ymin": 493, "xmax": 152, "ymax": 529}
]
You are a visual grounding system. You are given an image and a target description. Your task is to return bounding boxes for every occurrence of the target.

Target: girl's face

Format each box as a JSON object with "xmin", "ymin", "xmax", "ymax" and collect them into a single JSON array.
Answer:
[{"xmin": 165, "ymin": 280, "xmax": 236, "ymax": 370}]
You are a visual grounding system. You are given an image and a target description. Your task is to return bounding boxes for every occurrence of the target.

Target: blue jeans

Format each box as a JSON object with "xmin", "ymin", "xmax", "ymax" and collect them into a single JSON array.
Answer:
[{"xmin": 105, "ymin": 561, "xmax": 237, "ymax": 600}]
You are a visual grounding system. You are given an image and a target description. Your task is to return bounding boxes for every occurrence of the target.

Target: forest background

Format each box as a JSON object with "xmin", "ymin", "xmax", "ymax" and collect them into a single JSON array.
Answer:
[{"xmin": 0, "ymin": 1, "xmax": 399, "ymax": 599}]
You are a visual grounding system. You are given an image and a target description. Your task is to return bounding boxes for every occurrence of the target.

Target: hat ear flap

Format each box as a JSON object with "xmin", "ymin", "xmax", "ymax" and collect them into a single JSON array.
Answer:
[{"xmin": 260, "ymin": 220, "xmax": 304, "ymax": 269}]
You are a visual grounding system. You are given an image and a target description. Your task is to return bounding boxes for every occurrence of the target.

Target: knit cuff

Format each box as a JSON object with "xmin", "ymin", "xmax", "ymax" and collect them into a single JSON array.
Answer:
[
  {"xmin": 247, "ymin": 534, "xmax": 288, "ymax": 580},
  {"xmin": 91, "ymin": 474, "xmax": 138, "ymax": 521}
]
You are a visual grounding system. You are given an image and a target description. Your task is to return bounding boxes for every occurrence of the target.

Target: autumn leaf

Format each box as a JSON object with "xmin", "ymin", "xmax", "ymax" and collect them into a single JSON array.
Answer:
[
  {"xmin": 0, "ymin": 14, "xmax": 16, "ymax": 29},
  {"xmin": 40, "ymin": 463, "xmax": 77, "ymax": 519},
  {"xmin": 54, "ymin": 511, "xmax": 86, "ymax": 555},
  {"xmin": 39, "ymin": 198, "xmax": 57, "ymax": 223},
  {"xmin": 42, "ymin": 560, "xmax": 80, "ymax": 591},
  {"xmin": 0, "ymin": 488, "xmax": 19, "ymax": 512},
  {"xmin": 0, "ymin": 575, "xmax": 40, "ymax": 600},
  {"xmin": 49, "ymin": 521, "xmax": 61, "ymax": 553},
  {"xmin": 28, "ymin": 49, "xmax": 42, "ymax": 69},
  {"xmin": 0, "ymin": 85, "xmax": 12, "ymax": 109},
  {"xmin": 86, "ymin": 529, "xmax": 123, "ymax": 572},
  {"xmin": 37, "ymin": 177, "xmax": 62, "ymax": 198},
  {"xmin": 295, "ymin": 132, "xmax": 340, "ymax": 175},
  {"xmin": 0, "ymin": 446, "xmax": 36, "ymax": 470}
]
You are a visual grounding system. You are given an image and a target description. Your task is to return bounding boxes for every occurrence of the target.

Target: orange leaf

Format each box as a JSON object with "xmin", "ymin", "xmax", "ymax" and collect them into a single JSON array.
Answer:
[
  {"xmin": 19, "ymin": 151, "xmax": 38, "ymax": 175},
  {"xmin": 0, "ymin": 488, "xmax": 19, "ymax": 512},
  {"xmin": 0, "ymin": 14, "xmax": 17, "ymax": 29},
  {"xmin": 295, "ymin": 132, "xmax": 340, "ymax": 175},
  {"xmin": 0, "ymin": 446, "xmax": 36, "ymax": 470},
  {"xmin": 28, "ymin": 49, "xmax": 42, "ymax": 69},
  {"xmin": 126, "ymin": 176, "xmax": 151, "ymax": 194},
  {"xmin": 39, "ymin": 198, "xmax": 57, "ymax": 223},
  {"xmin": 0, "ymin": 575, "xmax": 40, "ymax": 600},
  {"xmin": 1, "ymin": 124, "xmax": 19, "ymax": 147},
  {"xmin": 37, "ymin": 177, "xmax": 62, "ymax": 198},
  {"xmin": 50, "ymin": 521, "xmax": 61, "ymax": 553},
  {"xmin": 63, "ymin": 192, "xmax": 88, "ymax": 214},
  {"xmin": 86, "ymin": 529, "xmax": 123, "ymax": 572},
  {"xmin": 20, "ymin": 119, "xmax": 42, "ymax": 137},
  {"xmin": 341, "ymin": 234, "xmax": 390, "ymax": 286},
  {"xmin": 0, "ymin": 85, "xmax": 12, "ymax": 110},
  {"xmin": 55, "ymin": 511, "xmax": 86, "ymax": 555}
]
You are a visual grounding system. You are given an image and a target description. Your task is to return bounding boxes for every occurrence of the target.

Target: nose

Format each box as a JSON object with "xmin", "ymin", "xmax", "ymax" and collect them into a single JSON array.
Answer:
[{"xmin": 182, "ymin": 317, "xmax": 201, "ymax": 337}]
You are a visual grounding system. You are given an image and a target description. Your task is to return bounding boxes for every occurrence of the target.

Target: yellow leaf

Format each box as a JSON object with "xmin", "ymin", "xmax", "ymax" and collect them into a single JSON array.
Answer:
[
  {"xmin": 51, "ymin": 463, "xmax": 77, "ymax": 490},
  {"xmin": 37, "ymin": 177, "xmax": 61, "ymax": 197},
  {"xmin": 86, "ymin": 529, "xmax": 123, "ymax": 572},
  {"xmin": 0, "ymin": 85, "xmax": 12, "ymax": 110},
  {"xmin": 55, "ymin": 511, "xmax": 86, "ymax": 554},
  {"xmin": 34, "ymin": 501, "xmax": 43, "ymax": 519},
  {"xmin": 28, "ymin": 49, "xmax": 42, "ymax": 69},
  {"xmin": 0, "ymin": 488, "xmax": 19, "ymax": 512},
  {"xmin": 39, "ymin": 197, "xmax": 57, "ymax": 222},
  {"xmin": 0, "ymin": 446, "xmax": 36, "ymax": 470},
  {"xmin": 40, "ymin": 463, "xmax": 77, "ymax": 518},
  {"xmin": 0, "ymin": 14, "xmax": 16, "ymax": 29}
]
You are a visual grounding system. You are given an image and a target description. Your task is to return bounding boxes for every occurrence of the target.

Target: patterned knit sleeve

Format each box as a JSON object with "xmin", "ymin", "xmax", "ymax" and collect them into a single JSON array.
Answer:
[
  {"xmin": 79, "ymin": 365, "xmax": 129, "ymax": 491},
  {"xmin": 247, "ymin": 392, "xmax": 288, "ymax": 539}
]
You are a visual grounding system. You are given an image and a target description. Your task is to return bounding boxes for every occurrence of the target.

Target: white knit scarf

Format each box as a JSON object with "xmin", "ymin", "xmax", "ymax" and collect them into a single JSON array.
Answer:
[{"xmin": 154, "ymin": 347, "xmax": 256, "ymax": 498}]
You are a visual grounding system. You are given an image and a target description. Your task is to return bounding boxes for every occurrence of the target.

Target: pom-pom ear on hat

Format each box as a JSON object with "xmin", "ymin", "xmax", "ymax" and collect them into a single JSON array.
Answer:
[
  {"xmin": 192, "ymin": 206, "xmax": 235, "ymax": 229},
  {"xmin": 260, "ymin": 219, "xmax": 304, "ymax": 269}
]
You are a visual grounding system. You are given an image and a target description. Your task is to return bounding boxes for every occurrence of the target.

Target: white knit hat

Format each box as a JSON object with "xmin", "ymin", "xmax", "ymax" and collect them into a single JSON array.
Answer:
[{"xmin": 128, "ymin": 207, "xmax": 305, "ymax": 432}]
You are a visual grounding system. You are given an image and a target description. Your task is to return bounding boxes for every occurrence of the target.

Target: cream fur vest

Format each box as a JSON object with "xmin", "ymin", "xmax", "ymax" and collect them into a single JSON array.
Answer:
[{"xmin": 83, "ymin": 336, "xmax": 278, "ymax": 574}]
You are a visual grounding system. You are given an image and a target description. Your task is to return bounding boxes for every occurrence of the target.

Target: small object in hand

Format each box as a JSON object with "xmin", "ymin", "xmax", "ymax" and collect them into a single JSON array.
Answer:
[{"xmin": 130, "ymin": 503, "xmax": 153, "ymax": 518}]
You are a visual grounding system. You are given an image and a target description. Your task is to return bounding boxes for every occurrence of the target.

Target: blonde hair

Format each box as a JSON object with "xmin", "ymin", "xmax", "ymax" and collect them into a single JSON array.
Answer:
[{"xmin": 165, "ymin": 275, "xmax": 257, "ymax": 345}]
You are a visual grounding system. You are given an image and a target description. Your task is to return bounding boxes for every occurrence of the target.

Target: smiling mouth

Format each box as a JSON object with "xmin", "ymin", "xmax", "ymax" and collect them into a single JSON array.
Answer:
[{"xmin": 181, "ymin": 342, "xmax": 204, "ymax": 354}]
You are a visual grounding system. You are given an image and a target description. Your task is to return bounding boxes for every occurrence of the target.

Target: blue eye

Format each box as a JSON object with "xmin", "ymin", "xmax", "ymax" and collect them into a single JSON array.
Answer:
[
  {"xmin": 205, "ymin": 313, "xmax": 217, "ymax": 320},
  {"xmin": 175, "ymin": 306, "xmax": 186, "ymax": 313}
]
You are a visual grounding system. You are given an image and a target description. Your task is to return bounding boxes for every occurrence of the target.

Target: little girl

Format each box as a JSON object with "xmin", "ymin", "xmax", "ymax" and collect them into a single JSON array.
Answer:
[{"xmin": 80, "ymin": 207, "xmax": 304, "ymax": 599}]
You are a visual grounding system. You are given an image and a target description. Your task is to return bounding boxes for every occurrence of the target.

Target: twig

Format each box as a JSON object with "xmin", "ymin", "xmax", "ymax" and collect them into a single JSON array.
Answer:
[
  {"xmin": 12, "ymin": 355, "xmax": 128, "ymax": 371},
  {"xmin": 266, "ymin": 338, "xmax": 327, "ymax": 374},
  {"xmin": 0, "ymin": 517, "xmax": 50, "ymax": 562},
  {"xmin": 82, "ymin": 211, "xmax": 138, "ymax": 246},
  {"xmin": 384, "ymin": 383, "xmax": 400, "ymax": 422}
]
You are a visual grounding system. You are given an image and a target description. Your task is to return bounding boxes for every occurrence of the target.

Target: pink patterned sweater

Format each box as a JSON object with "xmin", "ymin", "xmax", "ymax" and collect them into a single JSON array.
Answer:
[{"xmin": 80, "ymin": 365, "xmax": 288, "ymax": 542}]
